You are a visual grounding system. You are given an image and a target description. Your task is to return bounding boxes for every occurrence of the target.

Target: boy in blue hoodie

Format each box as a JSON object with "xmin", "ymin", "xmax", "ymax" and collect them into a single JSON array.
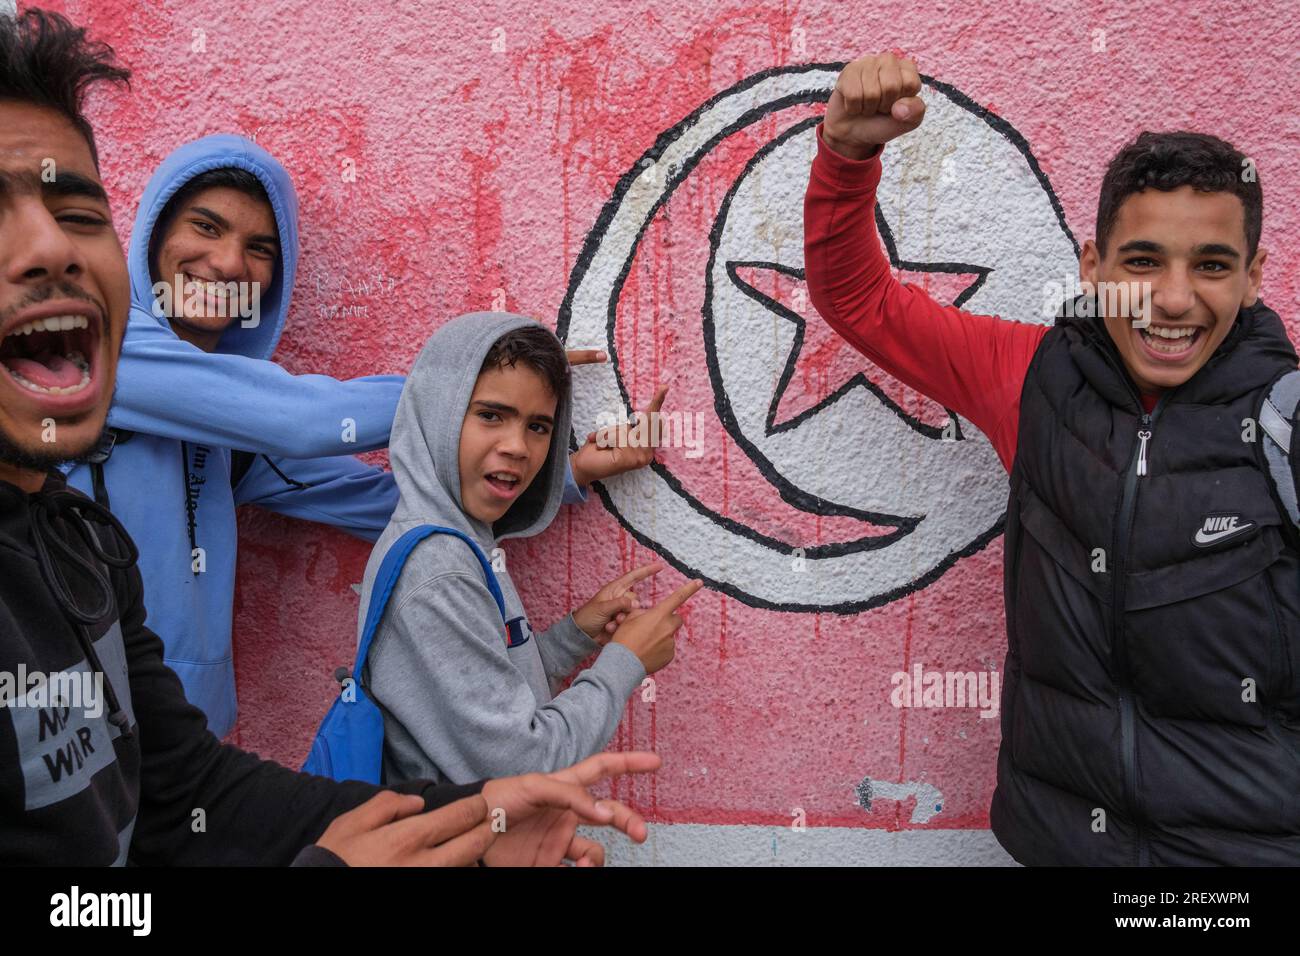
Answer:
[
  {"xmin": 0, "ymin": 6, "xmax": 666, "ymax": 868},
  {"xmin": 65, "ymin": 136, "xmax": 663, "ymax": 738},
  {"xmin": 363, "ymin": 313, "xmax": 702, "ymax": 784}
]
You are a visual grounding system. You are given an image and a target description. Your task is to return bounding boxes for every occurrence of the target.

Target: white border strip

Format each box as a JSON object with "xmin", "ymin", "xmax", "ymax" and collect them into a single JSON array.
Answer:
[{"xmin": 582, "ymin": 823, "xmax": 1019, "ymax": 866}]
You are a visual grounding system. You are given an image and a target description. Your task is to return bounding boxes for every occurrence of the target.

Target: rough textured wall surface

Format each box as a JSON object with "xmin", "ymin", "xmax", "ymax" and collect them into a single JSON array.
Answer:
[{"xmin": 41, "ymin": 0, "xmax": 1300, "ymax": 864}]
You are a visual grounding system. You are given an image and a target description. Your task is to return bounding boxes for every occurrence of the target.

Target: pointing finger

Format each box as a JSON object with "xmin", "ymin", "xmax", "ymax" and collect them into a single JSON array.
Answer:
[
  {"xmin": 652, "ymin": 578, "xmax": 704, "ymax": 615},
  {"xmin": 566, "ymin": 348, "xmax": 608, "ymax": 367},
  {"xmin": 641, "ymin": 384, "xmax": 669, "ymax": 416},
  {"xmin": 553, "ymin": 751, "xmax": 663, "ymax": 788},
  {"xmin": 609, "ymin": 561, "xmax": 664, "ymax": 592}
]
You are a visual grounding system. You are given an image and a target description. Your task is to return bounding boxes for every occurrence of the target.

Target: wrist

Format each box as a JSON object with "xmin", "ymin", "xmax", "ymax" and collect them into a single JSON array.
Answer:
[
  {"xmin": 609, "ymin": 636, "xmax": 646, "ymax": 670},
  {"xmin": 572, "ymin": 608, "xmax": 600, "ymax": 641},
  {"xmin": 568, "ymin": 452, "xmax": 590, "ymax": 488},
  {"xmin": 821, "ymin": 127, "xmax": 883, "ymax": 162}
]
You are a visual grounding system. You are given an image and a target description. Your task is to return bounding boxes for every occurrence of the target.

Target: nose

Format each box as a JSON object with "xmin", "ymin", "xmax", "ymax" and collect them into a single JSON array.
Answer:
[
  {"xmin": 205, "ymin": 239, "xmax": 246, "ymax": 282},
  {"xmin": 496, "ymin": 423, "xmax": 529, "ymax": 460},
  {"xmin": 4, "ymin": 196, "xmax": 87, "ymax": 286},
  {"xmin": 1150, "ymin": 268, "xmax": 1195, "ymax": 319}
]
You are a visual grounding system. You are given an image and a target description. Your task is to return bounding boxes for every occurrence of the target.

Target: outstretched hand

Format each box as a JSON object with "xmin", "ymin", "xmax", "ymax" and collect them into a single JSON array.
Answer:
[{"xmin": 480, "ymin": 751, "xmax": 662, "ymax": 866}]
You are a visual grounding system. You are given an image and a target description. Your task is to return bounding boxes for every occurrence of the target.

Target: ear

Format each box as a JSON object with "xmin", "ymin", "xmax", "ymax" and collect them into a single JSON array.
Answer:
[
  {"xmin": 1079, "ymin": 238, "xmax": 1101, "ymax": 288},
  {"xmin": 1243, "ymin": 246, "xmax": 1267, "ymax": 307}
]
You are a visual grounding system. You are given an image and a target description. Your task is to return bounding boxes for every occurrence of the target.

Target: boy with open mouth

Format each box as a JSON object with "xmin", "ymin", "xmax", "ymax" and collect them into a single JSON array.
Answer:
[
  {"xmin": 358, "ymin": 313, "xmax": 702, "ymax": 784},
  {"xmin": 0, "ymin": 7, "xmax": 661, "ymax": 868}
]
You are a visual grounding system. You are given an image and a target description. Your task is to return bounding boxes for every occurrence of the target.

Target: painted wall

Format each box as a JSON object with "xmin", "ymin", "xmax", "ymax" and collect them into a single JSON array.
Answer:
[{"xmin": 40, "ymin": 0, "xmax": 1300, "ymax": 864}]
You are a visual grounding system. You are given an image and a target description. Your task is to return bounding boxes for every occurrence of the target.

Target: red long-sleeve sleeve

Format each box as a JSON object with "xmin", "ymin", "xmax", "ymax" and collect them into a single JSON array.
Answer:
[{"xmin": 803, "ymin": 124, "xmax": 1047, "ymax": 472}]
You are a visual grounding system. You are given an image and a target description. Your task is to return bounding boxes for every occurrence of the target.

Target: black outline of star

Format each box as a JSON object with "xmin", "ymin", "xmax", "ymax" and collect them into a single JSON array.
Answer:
[{"xmin": 726, "ymin": 214, "xmax": 990, "ymax": 439}]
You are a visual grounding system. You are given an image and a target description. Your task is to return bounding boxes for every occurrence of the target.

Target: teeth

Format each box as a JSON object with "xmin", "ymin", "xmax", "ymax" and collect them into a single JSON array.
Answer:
[
  {"xmin": 186, "ymin": 275, "xmax": 229, "ymax": 298},
  {"xmin": 1141, "ymin": 327, "xmax": 1198, "ymax": 354},
  {"xmin": 3, "ymin": 315, "xmax": 90, "ymax": 338},
  {"xmin": 3, "ymin": 359, "xmax": 92, "ymax": 395},
  {"xmin": 488, "ymin": 473, "xmax": 518, "ymax": 483}
]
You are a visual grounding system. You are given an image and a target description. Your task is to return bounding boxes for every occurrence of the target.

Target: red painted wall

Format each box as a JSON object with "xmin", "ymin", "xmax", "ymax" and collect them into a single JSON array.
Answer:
[{"xmin": 42, "ymin": 0, "xmax": 1300, "ymax": 858}]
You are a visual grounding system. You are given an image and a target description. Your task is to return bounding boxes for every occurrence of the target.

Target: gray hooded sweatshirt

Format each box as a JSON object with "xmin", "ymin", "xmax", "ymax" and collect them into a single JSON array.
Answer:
[{"xmin": 360, "ymin": 312, "xmax": 646, "ymax": 785}]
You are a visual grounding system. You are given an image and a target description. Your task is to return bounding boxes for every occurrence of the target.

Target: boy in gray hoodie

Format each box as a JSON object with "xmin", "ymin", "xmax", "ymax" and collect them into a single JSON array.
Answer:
[{"xmin": 363, "ymin": 312, "xmax": 702, "ymax": 785}]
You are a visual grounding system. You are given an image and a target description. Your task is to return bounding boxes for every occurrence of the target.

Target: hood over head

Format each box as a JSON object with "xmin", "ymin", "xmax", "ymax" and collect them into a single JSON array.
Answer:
[
  {"xmin": 126, "ymin": 134, "xmax": 300, "ymax": 360},
  {"xmin": 389, "ymin": 312, "xmax": 572, "ymax": 548}
]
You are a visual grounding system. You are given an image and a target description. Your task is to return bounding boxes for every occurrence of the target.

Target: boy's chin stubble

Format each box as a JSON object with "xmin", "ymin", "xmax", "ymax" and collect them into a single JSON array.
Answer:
[{"xmin": 0, "ymin": 422, "xmax": 109, "ymax": 475}]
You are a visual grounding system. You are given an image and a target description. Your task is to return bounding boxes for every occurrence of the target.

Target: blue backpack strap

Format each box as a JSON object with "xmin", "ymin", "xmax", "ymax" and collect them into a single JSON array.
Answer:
[
  {"xmin": 1258, "ymin": 369, "xmax": 1300, "ymax": 533},
  {"xmin": 350, "ymin": 524, "xmax": 508, "ymax": 679},
  {"xmin": 437, "ymin": 527, "xmax": 507, "ymax": 622}
]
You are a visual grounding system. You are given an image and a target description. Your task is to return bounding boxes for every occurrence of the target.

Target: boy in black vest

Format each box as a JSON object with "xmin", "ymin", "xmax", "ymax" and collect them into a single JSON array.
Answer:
[{"xmin": 805, "ymin": 51, "xmax": 1296, "ymax": 864}]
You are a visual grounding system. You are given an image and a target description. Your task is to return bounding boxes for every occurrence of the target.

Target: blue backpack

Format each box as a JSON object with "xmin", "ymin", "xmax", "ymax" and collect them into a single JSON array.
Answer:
[{"xmin": 302, "ymin": 524, "xmax": 507, "ymax": 784}]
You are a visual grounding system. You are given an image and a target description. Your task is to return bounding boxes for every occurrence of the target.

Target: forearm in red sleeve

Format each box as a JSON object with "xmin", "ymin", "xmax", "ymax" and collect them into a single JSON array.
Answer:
[{"xmin": 803, "ymin": 123, "xmax": 1046, "ymax": 472}]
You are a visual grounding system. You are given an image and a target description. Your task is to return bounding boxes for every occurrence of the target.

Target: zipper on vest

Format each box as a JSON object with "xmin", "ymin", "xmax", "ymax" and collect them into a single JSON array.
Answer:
[{"xmin": 1110, "ymin": 396, "xmax": 1168, "ymax": 867}]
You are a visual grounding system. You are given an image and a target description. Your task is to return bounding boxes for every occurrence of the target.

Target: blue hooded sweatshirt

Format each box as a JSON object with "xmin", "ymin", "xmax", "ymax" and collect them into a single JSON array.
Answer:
[{"xmin": 64, "ymin": 135, "xmax": 585, "ymax": 739}]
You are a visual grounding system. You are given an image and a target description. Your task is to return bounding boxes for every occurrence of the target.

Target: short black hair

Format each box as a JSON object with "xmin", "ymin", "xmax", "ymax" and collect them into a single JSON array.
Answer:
[
  {"xmin": 148, "ymin": 168, "xmax": 273, "ymax": 281},
  {"xmin": 480, "ymin": 325, "xmax": 570, "ymax": 408},
  {"xmin": 1096, "ymin": 130, "xmax": 1262, "ymax": 263},
  {"xmin": 0, "ymin": 8, "xmax": 130, "ymax": 168}
]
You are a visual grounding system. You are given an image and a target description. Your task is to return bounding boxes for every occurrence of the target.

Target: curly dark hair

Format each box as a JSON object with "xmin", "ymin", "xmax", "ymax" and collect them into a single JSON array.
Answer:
[
  {"xmin": 0, "ymin": 8, "xmax": 130, "ymax": 168},
  {"xmin": 480, "ymin": 324, "xmax": 570, "ymax": 407},
  {"xmin": 1096, "ymin": 130, "xmax": 1262, "ymax": 262}
]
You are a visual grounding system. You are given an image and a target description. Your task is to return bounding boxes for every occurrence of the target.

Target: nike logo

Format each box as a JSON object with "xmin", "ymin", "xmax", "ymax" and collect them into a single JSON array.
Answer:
[{"xmin": 1193, "ymin": 514, "xmax": 1255, "ymax": 547}]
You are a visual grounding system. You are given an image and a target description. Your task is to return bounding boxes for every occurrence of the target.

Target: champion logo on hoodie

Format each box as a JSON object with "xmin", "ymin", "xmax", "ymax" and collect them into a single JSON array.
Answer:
[
  {"xmin": 504, "ymin": 616, "xmax": 532, "ymax": 648},
  {"xmin": 1193, "ymin": 513, "xmax": 1256, "ymax": 548}
]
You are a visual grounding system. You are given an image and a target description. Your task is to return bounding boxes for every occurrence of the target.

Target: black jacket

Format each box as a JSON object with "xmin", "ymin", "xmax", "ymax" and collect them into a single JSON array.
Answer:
[
  {"xmin": 991, "ymin": 300, "xmax": 1300, "ymax": 865},
  {"xmin": 0, "ymin": 470, "xmax": 479, "ymax": 865}
]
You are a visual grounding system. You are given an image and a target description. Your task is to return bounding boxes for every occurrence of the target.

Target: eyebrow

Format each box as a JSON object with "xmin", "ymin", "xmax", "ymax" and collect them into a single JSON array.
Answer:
[
  {"xmin": 1116, "ymin": 238, "xmax": 1241, "ymax": 260},
  {"xmin": 0, "ymin": 167, "xmax": 109, "ymax": 204},
  {"xmin": 189, "ymin": 205, "xmax": 279, "ymax": 247},
  {"xmin": 472, "ymin": 399, "xmax": 555, "ymax": 426}
]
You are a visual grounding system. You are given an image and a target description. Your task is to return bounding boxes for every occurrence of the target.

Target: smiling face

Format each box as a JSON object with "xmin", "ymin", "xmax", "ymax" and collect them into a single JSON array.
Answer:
[
  {"xmin": 0, "ymin": 102, "xmax": 128, "ymax": 491},
  {"xmin": 151, "ymin": 184, "xmax": 277, "ymax": 352},
  {"xmin": 1081, "ymin": 185, "xmax": 1266, "ymax": 396},
  {"xmin": 457, "ymin": 362, "xmax": 558, "ymax": 525}
]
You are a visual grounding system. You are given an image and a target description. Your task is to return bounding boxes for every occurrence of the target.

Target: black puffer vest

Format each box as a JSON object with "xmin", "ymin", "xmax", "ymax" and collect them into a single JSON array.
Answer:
[{"xmin": 991, "ymin": 300, "xmax": 1300, "ymax": 865}]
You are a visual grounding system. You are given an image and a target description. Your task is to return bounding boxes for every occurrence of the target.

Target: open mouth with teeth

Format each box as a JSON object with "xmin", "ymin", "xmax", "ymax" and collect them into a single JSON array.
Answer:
[
  {"xmin": 1135, "ymin": 324, "xmax": 1204, "ymax": 361},
  {"xmin": 178, "ymin": 273, "xmax": 237, "ymax": 317},
  {"xmin": 484, "ymin": 471, "xmax": 522, "ymax": 498},
  {"xmin": 0, "ymin": 314, "xmax": 98, "ymax": 399}
]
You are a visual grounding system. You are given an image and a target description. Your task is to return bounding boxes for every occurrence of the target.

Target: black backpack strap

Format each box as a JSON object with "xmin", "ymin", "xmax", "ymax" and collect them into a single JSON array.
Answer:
[
  {"xmin": 85, "ymin": 428, "xmax": 134, "ymax": 510},
  {"xmin": 1258, "ymin": 369, "xmax": 1300, "ymax": 534},
  {"xmin": 229, "ymin": 449, "xmax": 257, "ymax": 490},
  {"xmin": 228, "ymin": 451, "xmax": 314, "ymax": 494}
]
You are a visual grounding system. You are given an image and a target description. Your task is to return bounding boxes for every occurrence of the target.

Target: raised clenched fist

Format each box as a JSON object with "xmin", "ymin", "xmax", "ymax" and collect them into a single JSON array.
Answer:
[{"xmin": 823, "ymin": 52, "xmax": 926, "ymax": 161}]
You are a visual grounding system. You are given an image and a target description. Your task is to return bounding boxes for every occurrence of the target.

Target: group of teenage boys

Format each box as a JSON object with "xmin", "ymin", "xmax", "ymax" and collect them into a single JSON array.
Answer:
[{"xmin": 1, "ymin": 8, "xmax": 1295, "ymax": 867}]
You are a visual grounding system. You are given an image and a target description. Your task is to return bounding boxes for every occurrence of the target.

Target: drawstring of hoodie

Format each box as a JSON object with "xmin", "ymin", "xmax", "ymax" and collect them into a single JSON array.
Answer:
[
  {"xmin": 29, "ymin": 488, "xmax": 139, "ymax": 736},
  {"xmin": 181, "ymin": 441, "xmax": 199, "ymax": 575}
]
